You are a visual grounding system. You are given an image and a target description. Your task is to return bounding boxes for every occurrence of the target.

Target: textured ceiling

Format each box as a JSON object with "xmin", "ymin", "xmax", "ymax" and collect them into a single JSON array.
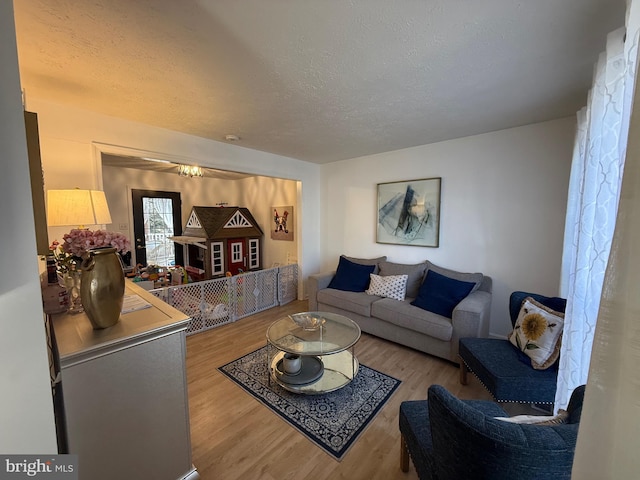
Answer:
[{"xmin": 14, "ymin": 0, "xmax": 625, "ymax": 164}]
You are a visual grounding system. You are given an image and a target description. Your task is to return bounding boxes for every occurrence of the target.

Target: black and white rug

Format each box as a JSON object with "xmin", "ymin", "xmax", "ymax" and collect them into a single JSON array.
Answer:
[{"xmin": 218, "ymin": 346, "xmax": 401, "ymax": 460}]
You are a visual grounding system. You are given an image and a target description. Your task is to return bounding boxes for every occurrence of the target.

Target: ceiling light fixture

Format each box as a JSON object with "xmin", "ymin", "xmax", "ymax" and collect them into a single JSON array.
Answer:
[
  {"xmin": 178, "ymin": 164, "xmax": 204, "ymax": 178},
  {"xmin": 224, "ymin": 134, "xmax": 240, "ymax": 141}
]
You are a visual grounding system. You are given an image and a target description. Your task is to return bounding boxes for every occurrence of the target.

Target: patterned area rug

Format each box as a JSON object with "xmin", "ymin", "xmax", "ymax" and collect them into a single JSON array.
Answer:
[{"xmin": 218, "ymin": 346, "xmax": 401, "ymax": 460}]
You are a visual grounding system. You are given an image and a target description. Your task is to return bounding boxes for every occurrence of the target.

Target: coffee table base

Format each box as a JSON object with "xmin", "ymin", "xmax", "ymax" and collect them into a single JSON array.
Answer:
[
  {"xmin": 269, "ymin": 350, "xmax": 359, "ymax": 395},
  {"xmin": 274, "ymin": 356, "xmax": 324, "ymax": 385}
]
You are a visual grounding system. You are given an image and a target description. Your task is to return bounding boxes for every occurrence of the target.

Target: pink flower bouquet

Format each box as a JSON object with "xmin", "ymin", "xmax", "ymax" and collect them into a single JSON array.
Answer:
[
  {"xmin": 61, "ymin": 229, "xmax": 131, "ymax": 257},
  {"xmin": 50, "ymin": 229, "xmax": 131, "ymax": 273}
]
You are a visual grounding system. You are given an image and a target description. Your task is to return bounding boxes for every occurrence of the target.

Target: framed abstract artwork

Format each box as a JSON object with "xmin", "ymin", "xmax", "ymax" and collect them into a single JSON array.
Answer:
[{"xmin": 376, "ymin": 177, "xmax": 441, "ymax": 247}]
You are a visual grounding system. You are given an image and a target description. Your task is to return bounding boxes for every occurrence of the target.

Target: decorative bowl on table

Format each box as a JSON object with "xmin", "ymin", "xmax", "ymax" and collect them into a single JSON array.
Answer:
[{"xmin": 289, "ymin": 312, "xmax": 326, "ymax": 331}]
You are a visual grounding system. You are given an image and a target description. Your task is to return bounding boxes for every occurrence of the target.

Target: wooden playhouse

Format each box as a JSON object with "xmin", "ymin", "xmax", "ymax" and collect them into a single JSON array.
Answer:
[{"xmin": 171, "ymin": 206, "xmax": 264, "ymax": 280}]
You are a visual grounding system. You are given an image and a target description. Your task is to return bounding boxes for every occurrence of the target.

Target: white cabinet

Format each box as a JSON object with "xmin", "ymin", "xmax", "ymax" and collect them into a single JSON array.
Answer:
[{"xmin": 53, "ymin": 282, "xmax": 198, "ymax": 480}]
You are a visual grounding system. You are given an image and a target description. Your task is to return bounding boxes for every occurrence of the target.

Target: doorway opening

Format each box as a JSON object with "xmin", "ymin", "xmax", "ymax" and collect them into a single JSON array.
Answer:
[{"xmin": 98, "ymin": 146, "xmax": 301, "ymax": 293}]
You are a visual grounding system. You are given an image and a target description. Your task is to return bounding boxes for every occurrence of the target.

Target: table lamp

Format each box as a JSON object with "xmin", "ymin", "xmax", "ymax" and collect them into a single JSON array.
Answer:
[{"xmin": 46, "ymin": 189, "xmax": 112, "ymax": 227}]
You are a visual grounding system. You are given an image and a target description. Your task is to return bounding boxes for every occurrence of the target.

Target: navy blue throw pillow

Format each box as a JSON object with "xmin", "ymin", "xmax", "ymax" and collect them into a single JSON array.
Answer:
[
  {"xmin": 411, "ymin": 270, "xmax": 476, "ymax": 318},
  {"xmin": 327, "ymin": 256, "xmax": 376, "ymax": 292}
]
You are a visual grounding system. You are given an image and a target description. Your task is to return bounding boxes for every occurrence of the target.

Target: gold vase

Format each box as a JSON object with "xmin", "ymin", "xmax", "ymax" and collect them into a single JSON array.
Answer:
[{"xmin": 80, "ymin": 247, "xmax": 125, "ymax": 329}]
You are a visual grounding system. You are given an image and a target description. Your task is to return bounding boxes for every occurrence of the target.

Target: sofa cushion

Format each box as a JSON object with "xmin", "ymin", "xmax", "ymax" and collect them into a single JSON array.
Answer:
[
  {"xmin": 509, "ymin": 291, "xmax": 567, "ymax": 327},
  {"xmin": 343, "ymin": 255, "xmax": 386, "ymax": 274},
  {"xmin": 458, "ymin": 337, "xmax": 558, "ymax": 403},
  {"xmin": 508, "ymin": 297, "xmax": 565, "ymax": 370},
  {"xmin": 372, "ymin": 298, "xmax": 453, "ymax": 341},
  {"xmin": 411, "ymin": 270, "xmax": 476, "ymax": 318},
  {"xmin": 317, "ymin": 288, "xmax": 379, "ymax": 317},
  {"xmin": 426, "ymin": 261, "xmax": 483, "ymax": 292},
  {"xmin": 327, "ymin": 256, "xmax": 376, "ymax": 292},
  {"xmin": 365, "ymin": 273, "xmax": 408, "ymax": 301},
  {"xmin": 378, "ymin": 261, "xmax": 428, "ymax": 298}
]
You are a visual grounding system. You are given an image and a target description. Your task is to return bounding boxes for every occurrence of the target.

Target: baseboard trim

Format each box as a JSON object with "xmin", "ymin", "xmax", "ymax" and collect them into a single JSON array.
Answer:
[{"xmin": 180, "ymin": 466, "xmax": 200, "ymax": 480}]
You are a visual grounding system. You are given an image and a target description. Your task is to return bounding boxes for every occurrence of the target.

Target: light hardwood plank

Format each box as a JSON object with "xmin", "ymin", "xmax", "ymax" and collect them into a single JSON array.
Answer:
[{"xmin": 186, "ymin": 300, "xmax": 493, "ymax": 479}]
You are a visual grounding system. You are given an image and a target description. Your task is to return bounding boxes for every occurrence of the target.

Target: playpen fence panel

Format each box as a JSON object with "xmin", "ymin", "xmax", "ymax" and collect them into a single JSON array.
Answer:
[{"xmin": 150, "ymin": 265, "xmax": 298, "ymax": 336}]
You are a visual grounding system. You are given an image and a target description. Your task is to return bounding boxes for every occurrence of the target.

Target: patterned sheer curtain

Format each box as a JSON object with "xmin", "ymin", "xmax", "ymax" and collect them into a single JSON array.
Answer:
[
  {"xmin": 572, "ymin": 16, "xmax": 640, "ymax": 480},
  {"xmin": 556, "ymin": 0, "xmax": 640, "ymax": 411}
]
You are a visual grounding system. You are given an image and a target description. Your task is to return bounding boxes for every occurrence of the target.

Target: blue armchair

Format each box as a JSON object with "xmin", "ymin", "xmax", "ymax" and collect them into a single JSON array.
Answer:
[
  {"xmin": 399, "ymin": 384, "xmax": 585, "ymax": 480},
  {"xmin": 458, "ymin": 291, "xmax": 567, "ymax": 404}
]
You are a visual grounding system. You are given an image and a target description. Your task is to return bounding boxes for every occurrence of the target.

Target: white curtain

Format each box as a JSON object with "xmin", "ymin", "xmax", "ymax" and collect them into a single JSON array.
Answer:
[
  {"xmin": 557, "ymin": 0, "xmax": 640, "ymax": 411},
  {"xmin": 572, "ymin": 15, "xmax": 640, "ymax": 480}
]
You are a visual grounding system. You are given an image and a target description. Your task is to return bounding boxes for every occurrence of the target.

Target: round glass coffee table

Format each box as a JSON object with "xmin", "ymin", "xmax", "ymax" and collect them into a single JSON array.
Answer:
[{"xmin": 266, "ymin": 311, "xmax": 361, "ymax": 394}]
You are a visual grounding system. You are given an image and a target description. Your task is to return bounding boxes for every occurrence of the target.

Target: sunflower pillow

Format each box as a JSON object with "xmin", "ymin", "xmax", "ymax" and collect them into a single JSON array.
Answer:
[{"xmin": 508, "ymin": 297, "xmax": 565, "ymax": 370}]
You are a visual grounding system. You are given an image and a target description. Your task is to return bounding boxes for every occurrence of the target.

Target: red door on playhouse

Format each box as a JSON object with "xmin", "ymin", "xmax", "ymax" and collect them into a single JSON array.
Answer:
[{"xmin": 227, "ymin": 238, "xmax": 246, "ymax": 275}]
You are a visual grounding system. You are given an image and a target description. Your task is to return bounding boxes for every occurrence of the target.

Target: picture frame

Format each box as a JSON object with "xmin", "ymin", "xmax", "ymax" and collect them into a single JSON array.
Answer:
[
  {"xmin": 376, "ymin": 177, "xmax": 441, "ymax": 247},
  {"xmin": 271, "ymin": 206, "xmax": 294, "ymax": 241}
]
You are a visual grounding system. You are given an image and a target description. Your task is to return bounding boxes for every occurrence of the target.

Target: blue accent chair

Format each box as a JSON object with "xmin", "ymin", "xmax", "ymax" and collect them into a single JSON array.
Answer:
[
  {"xmin": 399, "ymin": 384, "xmax": 585, "ymax": 480},
  {"xmin": 458, "ymin": 291, "xmax": 567, "ymax": 404}
]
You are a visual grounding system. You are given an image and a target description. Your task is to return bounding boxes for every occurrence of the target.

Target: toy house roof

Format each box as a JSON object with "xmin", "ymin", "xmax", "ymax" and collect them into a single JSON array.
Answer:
[{"xmin": 181, "ymin": 206, "xmax": 263, "ymax": 240}]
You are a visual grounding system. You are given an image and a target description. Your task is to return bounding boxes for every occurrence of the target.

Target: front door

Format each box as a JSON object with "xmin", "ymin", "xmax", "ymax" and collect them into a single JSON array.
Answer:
[
  {"xmin": 132, "ymin": 189, "xmax": 184, "ymax": 267},
  {"xmin": 227, "ymin": 238, "xmax": 246, "ymax": 275}
]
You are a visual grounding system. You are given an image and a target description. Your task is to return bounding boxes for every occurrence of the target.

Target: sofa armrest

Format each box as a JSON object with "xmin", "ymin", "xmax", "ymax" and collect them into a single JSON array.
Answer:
[
  {"xmin": 450, "ymin": 290, "xmax": 492, "ymax": 360},
  {"xmin": 307, "ymin": 271, "xmax": 335, "ymax": 310}
]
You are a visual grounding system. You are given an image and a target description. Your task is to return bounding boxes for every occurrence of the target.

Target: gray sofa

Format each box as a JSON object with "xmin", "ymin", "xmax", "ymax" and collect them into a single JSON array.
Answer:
[{"xmin": 308, "ymin": 256, "xmax": 492, "ymax": 363}]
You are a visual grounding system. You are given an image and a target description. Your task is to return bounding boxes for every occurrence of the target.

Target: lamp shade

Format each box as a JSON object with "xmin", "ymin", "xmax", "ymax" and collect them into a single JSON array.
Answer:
[{"xmin": 47, "ymin": 189, "xmax": 112, "ymax": 227}]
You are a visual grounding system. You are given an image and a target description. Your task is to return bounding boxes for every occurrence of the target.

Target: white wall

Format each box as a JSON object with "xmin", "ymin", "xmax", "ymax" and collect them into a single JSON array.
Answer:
[
  {"xmin": 320, "ymin": 118, "xmax": 575, "ymax": 336},
  {"xmin": 236, "ymin": 175, "xmax": 300, "ymax": 267},
  {"xmin": 24, "ymin": 74, "xmax": 572, "ymax": 338},
  {"xmin": 26, "ymin": 98, "xmax": 321, "ymax": 293},
  {"xmin": 0, "ymin": 1, "xmax": 57, "ymax": 453},
  {"xmin": 101, "ymin": 165, "xmax": 298, "ymax": 269}
]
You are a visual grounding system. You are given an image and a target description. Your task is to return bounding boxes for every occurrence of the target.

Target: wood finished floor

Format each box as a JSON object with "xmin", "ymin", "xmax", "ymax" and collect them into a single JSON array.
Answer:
[{"xmin": 186, "ymin": 300, "xmax": 493, "ymax": 480}]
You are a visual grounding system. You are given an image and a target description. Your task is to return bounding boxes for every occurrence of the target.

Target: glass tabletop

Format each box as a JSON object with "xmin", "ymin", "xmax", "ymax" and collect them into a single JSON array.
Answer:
[{"xmin": 266, "ymin": 311, "xmax": 361, "ymax": 355}]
